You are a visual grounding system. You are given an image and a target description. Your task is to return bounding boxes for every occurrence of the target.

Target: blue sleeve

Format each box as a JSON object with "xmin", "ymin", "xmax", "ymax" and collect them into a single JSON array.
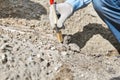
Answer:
[{"xmin": 65, "ymin": 0, "xmax": 92, "ymax": 11}]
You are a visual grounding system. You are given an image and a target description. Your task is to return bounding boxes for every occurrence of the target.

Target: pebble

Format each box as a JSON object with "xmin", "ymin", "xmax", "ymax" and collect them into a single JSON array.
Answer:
[
  {"xmin": 1, "ymin": 54, "xmax": 8, "ymax": 64},
  {"xmin": 68, "ymin": 43, "xmax": 80, "ymax": 52},
  {"xmin": 61, "ymin": 51, "xmax": 67, "ymax": 56},
  {"xmin": 63, "ymin": 35, "xmax": 71, "ymax": 44},
  {"xmin": 37, "ymin": 54, "xmax": 41, "ymax": 58},
  {"xmin": 51, "ymin": 46, "xmax": 56, "ymax": 50},
  {"xmin": 27, "ymin": 56, "xmax": 33, "ymax": 62},
  {"xmin": 55, "ymin": 63, "xmax": 62, "ymax": 71}
]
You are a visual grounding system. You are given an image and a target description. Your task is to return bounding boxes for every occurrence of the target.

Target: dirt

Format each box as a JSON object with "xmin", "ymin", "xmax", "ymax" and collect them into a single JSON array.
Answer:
[{"xmin": 0, "ymin": 0, "xmax": 120, "ymax": 80}]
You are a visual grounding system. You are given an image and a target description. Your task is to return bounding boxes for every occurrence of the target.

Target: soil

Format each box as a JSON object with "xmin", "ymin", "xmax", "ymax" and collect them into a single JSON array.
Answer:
[{"xmin": 0, "ymin": 0, "xmax": 120, "ymax": 80}]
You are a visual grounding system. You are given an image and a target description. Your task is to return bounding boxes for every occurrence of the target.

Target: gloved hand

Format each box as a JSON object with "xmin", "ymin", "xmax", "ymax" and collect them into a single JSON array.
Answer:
[{"xmin": 49, "ymin": 2, "xmax": 73, "ymax": 29}]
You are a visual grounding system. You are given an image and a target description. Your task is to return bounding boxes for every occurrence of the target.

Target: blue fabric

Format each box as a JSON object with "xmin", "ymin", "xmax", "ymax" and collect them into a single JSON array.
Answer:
[
  {"xmin": 92, "ymin": 0, "xmax": 120, "ymax": 43},
  {"xmin": 65, "ymin": 0, "xmax": 92, "ymax": 11},
  {"xmin": 66, "ymin": 0, "xmax": 120, "ymax": 43}
]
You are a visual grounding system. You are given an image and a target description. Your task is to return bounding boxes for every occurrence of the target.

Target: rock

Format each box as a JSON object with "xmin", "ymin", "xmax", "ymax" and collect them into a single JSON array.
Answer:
[
  {"xmin": 63, "ymin": 35, "xmax": 71, "ymax": 44},
  {"xmin": 0, "ymin": 43, "xmax": 13, "ymax": 53},
  {"xmin": 55, "ymin": 65, "xmax": 73, "ymax": 80},
  {"xmin": 68, "ymin": 43, "xmax": 80, "ymax": 52},
  {"xmin": 106, "ymin": 50, "xmax": 120, "ymax": 57},
  {"xmin": 0, "ymin": 0, "xmax": 120, "ymax": 80},
  {"xmin": 1, "ymin": 54, "xmax": 8, "ymax": 64},
  {"xmin": 61, "ymin": 51, "xmax": 67, "ymax": 56},
  {"xmin": 54, "ymin": 63, "xmax": 62, "ymax": 71},
  {"xmin": 51, "ymin": 46, "xmax": 56, "ymax": 50},
  {"xmin": 27, "ymin": 56, "xmax": 33, "ymax": 62},
  {"xmin": 56, "ymin": 44, "xmax": 67, "ymax": 51},
  {"xmin": 37, "ymin": 54, "xmax": 40, "ymax": 58}
]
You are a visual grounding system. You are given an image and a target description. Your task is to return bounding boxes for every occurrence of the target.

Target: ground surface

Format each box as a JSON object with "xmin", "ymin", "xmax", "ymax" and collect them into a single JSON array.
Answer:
[{"xmin": 0, "ymin": 0, "xmax": 120, "ymax": 80}]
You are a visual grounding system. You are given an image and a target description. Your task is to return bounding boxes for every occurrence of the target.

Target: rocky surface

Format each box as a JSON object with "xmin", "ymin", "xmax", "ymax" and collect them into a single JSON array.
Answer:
[{"xmin": 0, "ymin": 0, "xmax": 120, "ymax": 80}]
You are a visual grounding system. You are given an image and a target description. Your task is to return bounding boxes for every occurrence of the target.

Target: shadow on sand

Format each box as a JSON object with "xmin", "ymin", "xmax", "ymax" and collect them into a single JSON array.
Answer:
[
  {"xmin": 110, "ymin": 76, "xmax": 120, "ymax": 80},
  {"xmin": 65, "ymin": 23, "xmax": 120, "ymax": 53}
]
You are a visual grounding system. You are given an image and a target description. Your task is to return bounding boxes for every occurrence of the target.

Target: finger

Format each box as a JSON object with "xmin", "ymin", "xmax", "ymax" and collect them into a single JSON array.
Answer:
[{"xmin": 57, "ymin": 14, "xmax": 67, "ymax": 28}]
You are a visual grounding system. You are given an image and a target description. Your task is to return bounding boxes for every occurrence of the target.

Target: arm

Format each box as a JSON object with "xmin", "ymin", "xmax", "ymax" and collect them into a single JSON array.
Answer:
[{"xmin": 66, "ymin": 0, "xmax": 92, "ymax": 11}]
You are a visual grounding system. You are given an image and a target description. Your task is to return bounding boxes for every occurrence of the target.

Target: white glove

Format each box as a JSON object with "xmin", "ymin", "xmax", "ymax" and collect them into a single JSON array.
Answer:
[{"xmin": 49, "ymin": 2, "xmax": 73, "ymax": 29}]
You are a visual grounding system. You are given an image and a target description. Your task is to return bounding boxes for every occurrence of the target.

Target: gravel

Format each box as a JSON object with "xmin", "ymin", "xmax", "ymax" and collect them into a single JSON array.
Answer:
[{"xmin": 0, "ymin": 0, "xmax": 120, "ymax": 80}]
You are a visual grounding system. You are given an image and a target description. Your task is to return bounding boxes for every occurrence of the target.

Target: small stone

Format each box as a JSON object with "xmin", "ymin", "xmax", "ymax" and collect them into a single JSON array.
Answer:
[
  {"xmin": 37, "ymin": 54, "xmax": 40, "ymax": 58},
  {"xmin": 106, "ymin": 50, "xmax": 120, "ymax": 57},
  {"xmin": 63, "ymin": 35, "xmax": 71, "ymax": 44},
  {"xmin": 61, "ymin": 51, "xmax": 67, "ymax": 56},
  {"xmin": 30, "ymin": 25, "xmax": 36, "ymax": 29},
  {"xmin": 68, "ymin": 43, "xmax": 80, "ymax": 52},
  {"xmin": 51, "ymin": 46, "xmax": 56, "ymax": 50},
  {"xmin": 0, "ymin": 43, "xmax": 12, "ymax": 52},
  {"xmin": 57, "ymin": 44, "xmax": 67, "ymax": 51},
  {"xmin": 1, "ymin": 54, "xmax": 8, "ymax": 64},
  {"xmin": 47, "ymin": 62, "xmax": 50, "ymax": 67},
  {"xmin": 27, "ymin": 56, "xmax": 33, "ymax": 62},
  {"xmin": 55, "ymin": 63, "xmax": 62, "ymax": 71},
  {"xmin": 40, "ymin": 58, "xmax": 44, "ymax": 62}
]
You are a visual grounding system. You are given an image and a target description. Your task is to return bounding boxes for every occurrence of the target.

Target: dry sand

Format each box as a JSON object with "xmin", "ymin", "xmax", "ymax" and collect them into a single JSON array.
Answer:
[{"xmin": 0, "ymin": 0, "xmax": 120, "ymax": 80}]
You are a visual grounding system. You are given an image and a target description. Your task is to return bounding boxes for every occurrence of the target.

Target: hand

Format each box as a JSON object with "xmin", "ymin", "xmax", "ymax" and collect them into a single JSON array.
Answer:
[{"xmin": 49, "ymin": 2, "xmax": 73, "ymax": 29}]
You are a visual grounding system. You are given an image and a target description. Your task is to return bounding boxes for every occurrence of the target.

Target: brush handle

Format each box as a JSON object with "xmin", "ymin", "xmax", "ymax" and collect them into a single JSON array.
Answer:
[
  {"xmin": 50, "ymin": 0, "xmax": 54, "ymax": 5},
  {"xmin": 51, "ymin": 5, "xmax": 58, "ymax": 25},
  {"xmin": 49, "ymin": 0, "xmax": 63, "ymax": 43}
]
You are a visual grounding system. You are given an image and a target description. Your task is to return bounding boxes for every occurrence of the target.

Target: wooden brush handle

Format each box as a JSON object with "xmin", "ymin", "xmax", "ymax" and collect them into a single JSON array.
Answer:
[{"xmin": 50, "ymin": 1, "xmax": 63, "ymax": 43}]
